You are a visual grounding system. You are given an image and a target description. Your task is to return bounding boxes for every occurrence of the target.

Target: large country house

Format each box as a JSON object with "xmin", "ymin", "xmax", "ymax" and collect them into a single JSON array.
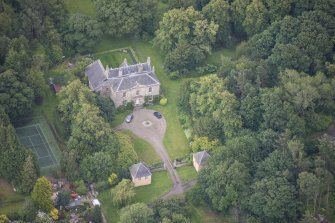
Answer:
[{"xmin": 85, "ymin": 57, "xmax": 160, "ymax": 107}]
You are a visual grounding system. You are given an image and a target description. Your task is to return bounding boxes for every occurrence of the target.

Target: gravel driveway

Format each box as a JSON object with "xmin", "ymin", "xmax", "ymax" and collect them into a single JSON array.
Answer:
[{"xmin": 115, "ymin": 108, "xmax": 194, "ymax": 197}]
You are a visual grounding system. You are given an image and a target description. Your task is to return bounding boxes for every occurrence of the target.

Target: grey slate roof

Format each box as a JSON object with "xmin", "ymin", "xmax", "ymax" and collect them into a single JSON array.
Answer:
[
  {"xmin": 193, "ymin": 151, "xmax": 210, "ymax": 166},
  {"xmin": 85, "ymin": 58, "xmax": 160, "ymax": 92},
  {"xmin": 85, "ymin": 60, "xmax": 106, "ymax": 90},
  {"xmin": 130, "ymin": 162, "xmax": 151, "ymax": 179}
]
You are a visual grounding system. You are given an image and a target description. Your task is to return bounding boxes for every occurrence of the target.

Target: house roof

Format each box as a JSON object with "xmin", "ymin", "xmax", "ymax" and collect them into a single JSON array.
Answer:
[
  {"xmin": 85, "ymin": 60, "xmax": 106, "ymax": 90},
  {"xmin": 85, "ymin": 58, "xmax": 160, "ymax": 92},
  {"xmin": 193, "ymin": 151, "xmax": 210, "ymax": 166},
  {"xmin": 129, "ymin": 162, "xmax": 151, "ymax": 179}
]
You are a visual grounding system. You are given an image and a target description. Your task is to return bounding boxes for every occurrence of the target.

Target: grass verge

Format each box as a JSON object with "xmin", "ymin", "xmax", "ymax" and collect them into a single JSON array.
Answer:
[
  {"xmin": 123, "ymin": 131, "xmax": 161, "ymax": 164},
  {"xmin": 176, "ymin": 166, "xmax": 197, "ymax": 182},
  {"xmin": 0, "ymin": 180, "xmax": 26, "ymax": 216}
]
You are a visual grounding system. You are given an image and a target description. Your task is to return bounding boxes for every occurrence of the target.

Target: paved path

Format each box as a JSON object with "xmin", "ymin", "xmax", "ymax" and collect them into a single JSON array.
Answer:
[{"xmin": 115, "ymin": 108, "xmax": 195, "ymax": 198}]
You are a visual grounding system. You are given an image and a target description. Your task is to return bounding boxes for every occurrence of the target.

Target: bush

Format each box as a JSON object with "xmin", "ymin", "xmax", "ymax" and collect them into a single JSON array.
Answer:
[
  {"xmin": 160, "ymin": 98, "xmax": 168, "ymax": 106},
  {"xmin": 57, "ymin": 190, "xmax": 71, "ymax": 207},
  {"xmin": 73, "ymin": 180, "xmax": 87, "ymax": 195},
  {"xmin": 94, "ymin": 180, "xmax": 109, "ymax": 191},
  {"xmin": 91, "ymin": 206, "xmax": 102, "ymax": 223},
  {"xmin": 116, "ymin": 102, "xmax": 133, "ymax": 114}
]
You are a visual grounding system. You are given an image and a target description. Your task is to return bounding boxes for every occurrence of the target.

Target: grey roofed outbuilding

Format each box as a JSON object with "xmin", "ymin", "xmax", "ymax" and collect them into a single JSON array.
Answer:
[
  {"xmin": 85, "ymin": 60, "xmax": 106, "ymax": 90},
  {"xmin": 130, "ymin": 162, "xmax": 152, "ymax": 179},
  {"xmin": 193, "ymin": 151, "xmax": 210, "ymax": 165}
]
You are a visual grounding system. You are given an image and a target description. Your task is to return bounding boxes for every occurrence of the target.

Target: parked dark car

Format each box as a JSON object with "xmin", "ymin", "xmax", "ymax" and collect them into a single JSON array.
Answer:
[
  {"xmin": 125, "ymin": 114, "xmax": 134, "ymax": 123},
  {"xmin": 153, "ymin": 111, "xmax": 162, "ymax": 119}
]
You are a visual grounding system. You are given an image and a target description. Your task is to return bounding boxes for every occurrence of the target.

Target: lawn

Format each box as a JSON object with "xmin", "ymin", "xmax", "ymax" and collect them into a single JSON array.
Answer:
[
  {"xmin": 123, "ymin": 131, "xmax": 161, "ymax": 164},
  {"xmin": 188, "ymin": 205, "xmax": 234, "ymax": 223},
  {"xmin": 94, "ymin": 37, "xmax": 191, "ymax": 159},
  {"xmin": 99, "ymin": 171, "xmax": 172, "ymax": 222},
  {"xmin": 0, "ymin": 180, "xmax": 26, "ymax": 216},
  {"xmin": 176, "ymin": 166, "xmax": 197, "ymax": 182},
  {"xmin": 94, "ymin": 50, "xmax": 134, "ymax": 68},
  {"xmin": 63, "ymin": 0, "xmax": 96, "ymax": 17}
]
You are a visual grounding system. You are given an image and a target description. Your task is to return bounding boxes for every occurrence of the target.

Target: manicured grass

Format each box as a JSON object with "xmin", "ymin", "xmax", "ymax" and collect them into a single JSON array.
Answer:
[
  {"xmin": 0, "ymin": 180, "xmax": 26, "ymax": 216},
  {"xmin": 94, "ymin": 50, "xmax": 134, "ymax": 68},
  {"xmin": 99, "ymin": 171, "xmax": 172, "ymax": 222},
  {"xmin": 176, "ymin": 166, "xmax": 197, "ymax": 182},
  {"xmin": 123, "ymin": 131, "xmax": 161, "ymax": 164},
  {"xmin": 94, "ymin": 37, "xmax": 191, "ymax": 159},
  {"xmin": 64, "ymin": 0, "xmax": 97, "ymax": 17},
  {"xmin": 134, "ymin": 171, "xmax": 172, "ymax": 203}
]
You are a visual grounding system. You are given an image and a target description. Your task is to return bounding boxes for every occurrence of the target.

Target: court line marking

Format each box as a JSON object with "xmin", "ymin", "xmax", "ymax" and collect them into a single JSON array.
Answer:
[{"xmin": 37, "ymin": 124, "xmax": 57, "ymax": 165}]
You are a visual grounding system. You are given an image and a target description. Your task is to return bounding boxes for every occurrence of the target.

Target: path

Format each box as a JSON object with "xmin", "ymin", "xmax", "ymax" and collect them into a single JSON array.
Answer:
[{"xmin": 115, "ymin": 108, "xmax": 195, "ymax": 198}]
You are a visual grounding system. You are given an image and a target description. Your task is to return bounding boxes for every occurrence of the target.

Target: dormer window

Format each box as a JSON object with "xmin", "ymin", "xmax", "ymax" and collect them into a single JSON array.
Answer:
[
  {"xmin": 123, "ymin": 92, "xmax": 126, "ymax": 97},
  {"xmin": 148, "ymin": 87, "xmax": 152, "ymax": 93}
]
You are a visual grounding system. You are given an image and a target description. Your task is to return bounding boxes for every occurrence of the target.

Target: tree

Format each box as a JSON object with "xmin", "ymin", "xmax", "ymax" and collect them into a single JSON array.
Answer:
[
  {"xmin": 191, "ymin": 136, "xmax": 220, "ymax": 153},
  {"xmin": 111, "ymin": 179, "xmax": 135, "ymax": 207},
  {"xmin": 151, "ymin": 198, "xmax": 191, "ymax": 222},
  {"xmin": 243, "ymin": 0, "xmax": 269, "ymax": 36},
  {"xmin": 63, "ymin": 13, "xmax": 102, "ymax": 53},
  {"xmin": 18, "ymin": 154, "xmax": 39, "ymax": 194},
  {"xmin": 57, "ymin": 79, "xmax": 96, "ymax": 126},
  {"xmin": 116, "ymin": 132, "xmax": 138, "ymax": 169},
  {"xmin": 31, "ymin": 177, "xmax": 53, "ymax": 213},
  {"xmin": 119, "ymin": 203, "xmax": 154, "ymax": 223},
  {"xmin": 67, "ymin": 103, "xmax": 119, "ymax": 160},
  {"xmin": 96, "ymin": 94, "xmax": 116, "ymax": 123},
  {"xmin": 248, "ymin": 176, "xmax": 297, "ymax": 221},
  {"xmin": 93, "ymin": 0, "xmax": 154, "ymax": 36},
  {"xmin": 57, "ymin": 190, "xmax": 71, "ymax": 207},
  {"xmin": 198, "ymin": 160, "xmax": 250, "ymax": 221},
  {"xmin": 80, "ymin": 151, "xmax": 115, "ymax": 182},
  {"xmin": 318, "ymin": 135, "xmax": 335, "ymax": 175},
  {"xmin": 0, "ymin": 69, "xmax": 34, "ymax": 119},
  {"xmin": 0, "ymin": 110, "xmax": 29, "ymax": 184},
  {"xmin": 4, "ymin": 36, "xmax": 31, "ymax": 73},
  {"xmin": 92, "ymin": 206, "xmax": 103, "ymax": 223},
  {"xmin": 202, "ymin": 0, "xmax": 231, "ymax": 45},
  {"xmin": 73, "ymin": 180, "xmax": 87, "ymax": 195},
  {"xmin": 298, "ymin": 172, "xmax": 319, "ymax": 212},
  {"xmin": 189, "ymin": 75, "xmax": 242, "ymax": 138},
  {"xmin": 60, "ymin": 149, "xmax": 81, "ymax": 182},
  {"xmin": 19, "ymin": 198, "xmax": 38, "ymax": 222}
]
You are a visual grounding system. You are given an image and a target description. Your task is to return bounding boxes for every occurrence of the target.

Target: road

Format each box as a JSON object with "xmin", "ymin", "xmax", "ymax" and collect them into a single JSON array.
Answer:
[{"xmin": 115, "ymin": 108, "xmax": 195, "ymax": 198}]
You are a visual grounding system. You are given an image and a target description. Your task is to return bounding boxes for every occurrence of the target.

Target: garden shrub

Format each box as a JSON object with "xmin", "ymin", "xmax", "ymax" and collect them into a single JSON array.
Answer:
[{"xmin": 160, "ymin": 98, "xmax": 168, "ymax": 106}]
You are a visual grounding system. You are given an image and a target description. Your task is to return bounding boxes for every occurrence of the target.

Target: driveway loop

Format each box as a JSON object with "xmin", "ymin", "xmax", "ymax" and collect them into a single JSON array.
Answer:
[{"xmin": 142, "ymin": 120, "xmax": 153, "ymax": 127}]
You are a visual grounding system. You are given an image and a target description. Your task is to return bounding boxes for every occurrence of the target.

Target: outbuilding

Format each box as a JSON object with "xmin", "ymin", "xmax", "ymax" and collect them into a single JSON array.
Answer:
[
  {"xmin": 193, "ymin": 151, "xmax": 210, "ymax": 172},
  {"xmin": 129, "ymin": 162, "xmax": 152, "ymax": 187}
]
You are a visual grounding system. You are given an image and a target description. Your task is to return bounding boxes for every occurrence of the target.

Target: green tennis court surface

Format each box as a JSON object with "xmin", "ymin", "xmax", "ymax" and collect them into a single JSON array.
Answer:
[{"xmin": 16, "ymin": 124, "xmax": 57, "ymax": 168}]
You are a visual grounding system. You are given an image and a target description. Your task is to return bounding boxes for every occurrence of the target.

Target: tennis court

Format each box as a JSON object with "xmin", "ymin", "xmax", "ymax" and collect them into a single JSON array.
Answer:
[{"xmin": 16, "ymin": 124, "xmax": 57, "ymax": 168}]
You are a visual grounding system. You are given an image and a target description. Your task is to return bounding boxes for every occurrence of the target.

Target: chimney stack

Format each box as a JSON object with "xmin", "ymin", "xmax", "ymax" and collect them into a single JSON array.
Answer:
[
  {"xmin": 147, "ymin": 57, "xmax": 151, "ymax": 66},
  {"xmin": 138, "ymin": 64, "xmax": 143, "ymax": 72},
  {"xmin": 152, "ymin": 66, "xmax": 155, "ymax": 73},
  {"xmin": 119, "ymin": 69, "xmax": 122, "ymax": 77},
  {"xmin": 105, "ymin": 65, "xmax": 109, "ymax": 77}
]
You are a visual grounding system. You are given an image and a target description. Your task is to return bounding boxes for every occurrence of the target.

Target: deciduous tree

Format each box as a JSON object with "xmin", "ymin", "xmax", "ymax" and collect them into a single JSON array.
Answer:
[{"xmin": 119, "ymin": 203, "xmax": 154, "ymax": 223}]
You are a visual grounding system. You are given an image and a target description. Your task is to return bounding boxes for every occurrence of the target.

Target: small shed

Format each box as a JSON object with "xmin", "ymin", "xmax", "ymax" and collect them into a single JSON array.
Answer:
[
  {"xmin": 129, "ymin": 162, "xmax": 152, "ymax": 187},
  {"xmin": 193, "ymin": 151, "xmax": 210, "ymax": 172}
]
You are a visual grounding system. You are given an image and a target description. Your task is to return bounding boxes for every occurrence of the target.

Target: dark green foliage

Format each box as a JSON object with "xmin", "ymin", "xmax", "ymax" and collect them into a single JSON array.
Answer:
[
  {"xmin": 193, "ymin": 117, "xmax": 223, "ymax": 141},
  {"xmin": 0, "ymin": 69, "xmax": 34, "ymax": 118},
  {"xmin": 91, "ymin": 206, "xmax": 102, "ymax": 223},
  {"xmin": 80, "ymin": 151, "xmax": 115, "ymax": 182},
  {"xmin": 95, "ymin": 94, "xmax": 116, "ymax": 123},
  {"xmin": 119, "ymin": 203, "xmax": 154, "ymax": 223},
  {"xmin": 0, "ymin": 110, "xmax": 30, "ymax": 185},
  {"xmin": 57, "ymin": 190, "xmax": 71, "ymax": 207},
  {"xmin": 248, "ymin": 176, "xmax": 297, "ymax": 222},
  {"xmin": 19, "ymin": 198, "xmax": 38, "ymax": 222},
  {"xmin": 63, "ymin": 13, "xmax": 102, "ymax": 53},
  {"xmin": 93, "ymin": 0, "xmax": 155, "ymax": 37},
  {"xmin": 151, "ymin": 198, "xmax": 191, "ymax": 222},
  {"xmin": 60, "ymin": 149, "xmax": 81, "ymax": 182},
  {"xmin": 18, "ymin": 154, "xmax": 39, "ymax": 194}
]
